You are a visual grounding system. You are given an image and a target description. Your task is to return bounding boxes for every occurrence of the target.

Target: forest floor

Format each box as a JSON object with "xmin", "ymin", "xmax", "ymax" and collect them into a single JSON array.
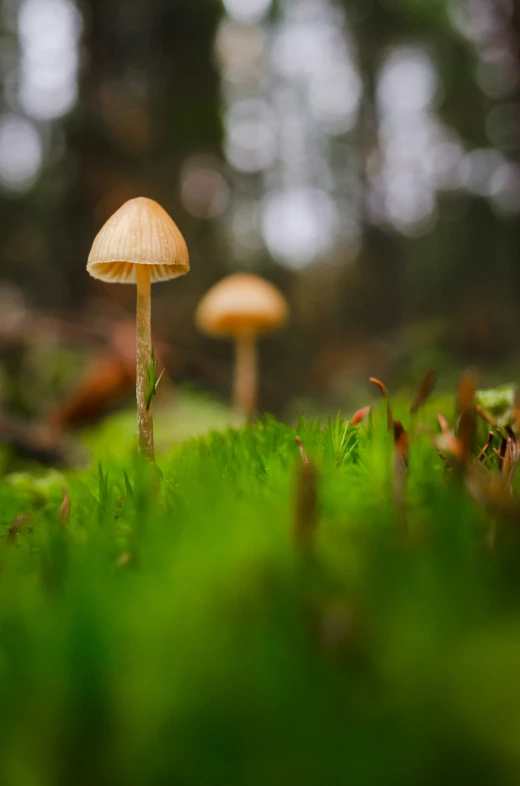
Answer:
[{"xmin": 0, "ymin": 385, "xmax": 520, "ymax": 786}]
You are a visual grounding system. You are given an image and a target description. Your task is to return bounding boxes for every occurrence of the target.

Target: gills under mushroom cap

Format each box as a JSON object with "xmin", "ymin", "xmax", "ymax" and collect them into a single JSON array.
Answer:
[
  {"xmin": 87, "ymin": 197, "xmax": 189, "ymax": 284},
  {"xmin": 195, "ymin": 273, "xmax": 288, "ymax": 337}
]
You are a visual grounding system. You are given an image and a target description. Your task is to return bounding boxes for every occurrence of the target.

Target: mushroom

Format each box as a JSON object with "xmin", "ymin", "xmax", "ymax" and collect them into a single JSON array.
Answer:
[
  {"xmin": 195, "ymin": 273, "xmax": 288, "ymax": 421},
  {"xmin": 87, "ymin": 197, "xmax": 189, "ymax": 461}
]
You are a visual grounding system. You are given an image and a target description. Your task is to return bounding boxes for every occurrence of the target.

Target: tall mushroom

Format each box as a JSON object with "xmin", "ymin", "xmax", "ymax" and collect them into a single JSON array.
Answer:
[
  {"xmin": 195, "ymin": 273, "xmax": 288, "ymax": 421},
  {"xmin": 87, "ymin": 197, "xmax": 189, "ymax": 461}
]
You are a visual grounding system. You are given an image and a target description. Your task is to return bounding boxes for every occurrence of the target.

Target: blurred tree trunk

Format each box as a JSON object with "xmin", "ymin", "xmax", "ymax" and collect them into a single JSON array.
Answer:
[
  {"xmin": 349, "ymin": 13, "xmax": 405, "ymax": 335},
  {"xmin": 53, "ymin": 0, "xmax": 221, "ymax": 307},
  {"xmin": 507, "ymin": 0, "xmax": 520, "ymax": 305}
]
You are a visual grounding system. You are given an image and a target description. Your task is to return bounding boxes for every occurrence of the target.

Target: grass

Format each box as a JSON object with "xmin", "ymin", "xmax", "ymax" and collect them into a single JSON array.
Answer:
[{"xmin": 1, "ymin": 396, "xmax": 520, "ymax": 785}]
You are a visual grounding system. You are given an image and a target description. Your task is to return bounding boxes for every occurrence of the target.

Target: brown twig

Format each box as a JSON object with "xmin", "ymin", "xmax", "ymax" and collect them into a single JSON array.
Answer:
[
  {"xmin": 456, "ymin": 372, "xmax": 478, "ymax": 465},
  {"xmin": 477, "ymin": 431, "xmax": 495, "ymax": 462},
  {"xmin": 503, "ymin": 425, "xmax": 519, "ymax": 489},
  {"xmin": 294, "ymin": 436, "xmax": 310, "ymax": 465},
  {"xmin": 392, "ymin": 420, "xmax": 409, "ymax": 515},
  {"xmin": 410, "ymin": 370, "xmax": 437, "ymax": 415},
  {"xmin": 293, "ymin": 436, "xmax": 318, "ymax": 550}
]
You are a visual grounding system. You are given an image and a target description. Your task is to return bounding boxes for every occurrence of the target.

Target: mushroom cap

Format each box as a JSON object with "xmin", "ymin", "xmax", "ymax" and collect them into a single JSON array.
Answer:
[
  {"xmin": 195, "ymin": 273, "xmax": 288, "ymax": 337},
  {"xmin": 87, "ymin": 197, "xmax": 189, "ymax": 284}
]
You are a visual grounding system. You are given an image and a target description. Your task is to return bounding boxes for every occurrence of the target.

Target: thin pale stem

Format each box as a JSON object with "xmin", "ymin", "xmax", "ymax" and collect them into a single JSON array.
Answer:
[
  {"xmin": 233, "ymin": 333, "xmax": 257, "ymax": 422},
  {"xmin": 136, "ymin": 265, "xmax": 154, "ymax": 462}
]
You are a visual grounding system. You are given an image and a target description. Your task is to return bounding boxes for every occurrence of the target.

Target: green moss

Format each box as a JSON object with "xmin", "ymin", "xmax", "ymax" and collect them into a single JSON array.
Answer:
[{"xmin": 0, "ymin": 401, "xmax": 518, "ymax": 784}]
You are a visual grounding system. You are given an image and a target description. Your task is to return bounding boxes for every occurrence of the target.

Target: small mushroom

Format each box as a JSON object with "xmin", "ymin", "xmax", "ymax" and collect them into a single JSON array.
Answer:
[
  {"xmin": 87, "ymin": 197, "xmax": 189, "ymax": 461},
  {"xmin": 195, "ymin": 273, "xmax": 288, "ymax": 421}
]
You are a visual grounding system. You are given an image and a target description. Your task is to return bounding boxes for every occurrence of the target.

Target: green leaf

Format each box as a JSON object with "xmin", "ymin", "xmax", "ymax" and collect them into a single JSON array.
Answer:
[{"xmin": 145, "ymin": 346, "xmax": 164, "ymax": 411}]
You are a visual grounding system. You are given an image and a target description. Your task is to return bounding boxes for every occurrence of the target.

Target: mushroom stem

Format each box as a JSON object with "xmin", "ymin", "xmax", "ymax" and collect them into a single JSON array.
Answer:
[
  {"xmin": 234, "ymin": 333, "xmax": 257, "ymax": 422},
  {"xmin": 136, "ymin": 265, "xmax": 155, "ymax": 461}
]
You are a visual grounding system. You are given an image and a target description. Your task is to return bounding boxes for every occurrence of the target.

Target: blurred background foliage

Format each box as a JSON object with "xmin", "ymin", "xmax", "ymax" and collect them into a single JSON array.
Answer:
[{"xmin": 0, "ymin": 0, "xmax": 519, "ymax": 426}]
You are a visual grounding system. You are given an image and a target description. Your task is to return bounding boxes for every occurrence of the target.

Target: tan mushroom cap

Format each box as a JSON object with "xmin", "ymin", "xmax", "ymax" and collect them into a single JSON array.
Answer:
[
  {"xmin": 195, "ymin": 273, "xmax": 288, "ymax": 337},
  {"xmin": 87, "ymin": 197, "xmax": 189, "ymax": 284}
]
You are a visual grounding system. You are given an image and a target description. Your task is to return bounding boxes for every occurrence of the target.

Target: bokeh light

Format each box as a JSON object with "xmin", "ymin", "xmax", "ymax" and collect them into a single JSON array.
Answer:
[
  {"xmin": 309, "ymin": 63, "xmax": 362, "ymax": 135},
  {"xmin": 377, "ymin": 47, "xmax": 438, "ymax": 114},
  {"xmin": 222, "ymin": 0, "xmax": 272, "ymax": 24},
  {"xmin": 219, "ymin": 0, "xmax": 362, "ymax": 268},
  {"xmin": 18, "ymin": 0, "xmax": 81, "ymax": 120},
  {"xmin": 180, "ymin": 156, "xmax": 230, "ymax": 220},
  {"xmin": 215, "ymin": 20, "xmax": 266, "ymax": 84},
  {"xmin": 224, "ymin": 99, "xmax": 277, "ymax": 174},
  {"xmin": 374, "ymin": 46, "xmax": 440, "ymax": 234},
  {"xmin": 486, "ymin": 103, "xmax": 520, "ymax": 153},
  {"xmin": 460, "ymin": 148, "xmax": 507, "ymax": 198},
  {"xmin": 0, "ymin": 114, "xmax": 42, "ymax": 191},
  {"xmin": 261, "ymin": 187, "xmax": 338, "ymax": 268}
]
